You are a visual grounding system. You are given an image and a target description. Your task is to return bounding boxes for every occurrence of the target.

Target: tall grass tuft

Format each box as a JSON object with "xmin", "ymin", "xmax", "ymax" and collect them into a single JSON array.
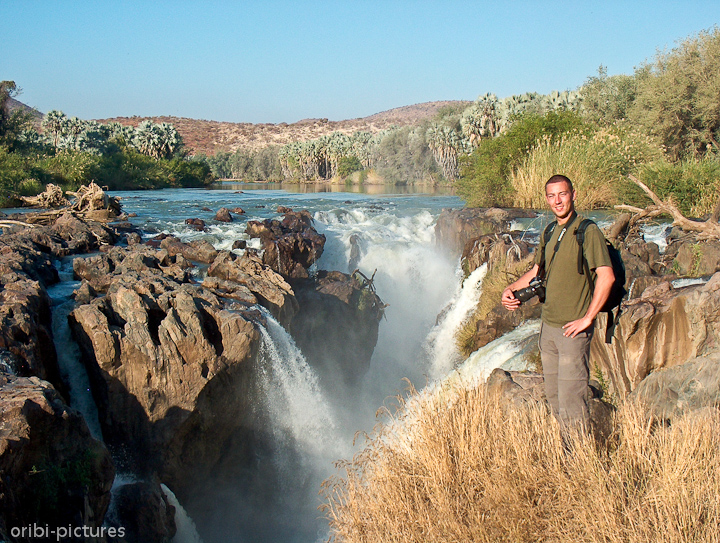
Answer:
[
  {"xmin": 323, "ymin": 383, "xmax": 720, "ymax": 543},
  {"xmin": 511, "ymin": 124, "xmax": 663, "ymax": 210}
]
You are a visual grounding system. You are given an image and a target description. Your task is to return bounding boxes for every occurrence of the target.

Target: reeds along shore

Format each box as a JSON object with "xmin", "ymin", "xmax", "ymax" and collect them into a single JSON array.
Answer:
[{"xmin": 322, "ymin": 383, "xmax": 720, "ymax": 543}]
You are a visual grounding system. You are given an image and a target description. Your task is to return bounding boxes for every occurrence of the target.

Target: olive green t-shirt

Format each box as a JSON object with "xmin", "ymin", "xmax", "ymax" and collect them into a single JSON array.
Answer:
[{"xmin": 533, "ymin": 215, "xmax": 612, "ymax": 327}]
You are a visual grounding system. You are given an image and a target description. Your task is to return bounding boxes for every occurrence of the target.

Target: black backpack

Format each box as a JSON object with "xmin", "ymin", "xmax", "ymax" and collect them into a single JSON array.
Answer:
[{"xmin": 541, "ymin": 218, "xmax": 626, "ymax": 343}]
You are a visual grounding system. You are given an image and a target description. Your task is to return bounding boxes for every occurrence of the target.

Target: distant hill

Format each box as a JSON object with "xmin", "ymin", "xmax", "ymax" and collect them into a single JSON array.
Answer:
[
  {"xmin": 7, "ymin": 97, "xmax": 43, "ymax": 129},
  {"xmin": 7, "ymin": 98, "xmax": 473, "ymax": 156},
  {"xmin": 96, "ymin": 100, "xmax": 472, "ymax": 156}
]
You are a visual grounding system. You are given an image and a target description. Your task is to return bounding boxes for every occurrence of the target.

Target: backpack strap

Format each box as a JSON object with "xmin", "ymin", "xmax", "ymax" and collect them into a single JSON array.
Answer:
[
  {"xmin": 538, "ymin": 220, "xmax": 556, "ymax": 277},
  {"xmin": 575, "ymin": 219, "xmax": 595, "ymax": 289}
]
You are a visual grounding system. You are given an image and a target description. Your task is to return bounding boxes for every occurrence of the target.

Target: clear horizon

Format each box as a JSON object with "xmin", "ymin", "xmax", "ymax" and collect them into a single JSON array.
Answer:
[{"xmin": 3, "ymin": 0, "xmax": 719, "ymax": 124}]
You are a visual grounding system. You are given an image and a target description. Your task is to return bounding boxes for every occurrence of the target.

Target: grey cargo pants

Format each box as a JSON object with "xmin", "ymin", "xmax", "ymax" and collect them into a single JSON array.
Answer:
[{"xmin": 538, "ymin": 323, "xmax": 592, "ymax": 429}]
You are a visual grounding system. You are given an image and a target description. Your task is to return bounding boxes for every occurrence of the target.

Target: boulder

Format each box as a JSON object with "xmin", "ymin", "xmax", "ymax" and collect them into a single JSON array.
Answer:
[
  {"xmin": 184, "ymin": 218, "xmax": 206, "ymax": 232},
  {"xmin": 591, "ymin": 272, "xmax": 720, "ymax": 398},
  {"xmin": 51, "ymin": 212, "xmax": 117, "ymax": 251},
  {"xmin": 435, "ymin": 207, "xmax": 536, "ymax": 257},
  {"xmin": 159, "ymin": 236, "xmax": 218, "ymax": 264},
  {"xmin": 290, "ymin": 271, "xmax": 384, "ymax": 387},
  {"xmin": 207, "ymin": 251, "xmax": 298, "ymax": 326},
  {"xmin": 245, "ymin": 210, "xmax": 326, "ymax": 279},
  {"xmin": 214, "ymin": 208, "xmax": 233, "ymax": 223},
  {"xmin": 0, "ymin": 369, "xmax": 114, "ymax": 538},
  {"xmin": 673, "ymin": 239, "xmax": 720, "ymax": 277},
  {"xmin": 108, "ymin": 481, "xmax": 176, "ymax": 543},
  {"xmin": 0, "ymin": 274, "xmax": 60, "ymax": 387},
  {"xmin": 629, "ymin": 354, "xmax": 720, "ymax": 424}
]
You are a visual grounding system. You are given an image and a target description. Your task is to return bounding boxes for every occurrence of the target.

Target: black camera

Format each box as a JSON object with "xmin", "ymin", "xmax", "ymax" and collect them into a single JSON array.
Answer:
[{"xmin": 512, "ymin": 276, "xmax": 545, "ymax": 304}]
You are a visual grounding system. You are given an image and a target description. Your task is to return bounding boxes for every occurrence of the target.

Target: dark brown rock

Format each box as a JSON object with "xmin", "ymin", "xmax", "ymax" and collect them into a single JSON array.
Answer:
[
  {"xmin": 290, "ymin": 270, "xmax": 384, "ymax": 387},
  {"xmin": 245, "ymin": 210, "xmax": 326, "ymax": 279},
  {"xmin": 0, "ymin": 370, "xmax": 114, "ymax": 537},
  {"xmin": 109, "ymin": 481, "xmax": 176, "ymax": 543},
  {"xmin": 214, "ymin": 208, "xmax": 233, "ymax": 222},
  {"xmin": 184, "ymin": 218, "xmax": 206, "ymax": 231}
]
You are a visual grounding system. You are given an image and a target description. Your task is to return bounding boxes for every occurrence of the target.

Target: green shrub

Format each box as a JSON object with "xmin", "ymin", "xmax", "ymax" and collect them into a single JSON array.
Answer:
[
  {"xmin": 37, "ymin": 151, "xmax": 102, "ymax": 190},
  {"xmin": 0, "ymin": 145, "xmax": 31, "ymax": 205},
  {"xmin": 457, "ymin": 111, "xmax": 590, "ymax": 207},
  {"xmin": 337, "ymin": 156, "xmax": 363, "ymax": 178}
]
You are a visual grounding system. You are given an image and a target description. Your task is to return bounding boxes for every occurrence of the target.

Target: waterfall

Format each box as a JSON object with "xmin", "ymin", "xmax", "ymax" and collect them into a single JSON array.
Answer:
[
  {"xmin": 162, "ymin": 485, "xmax": 205, "ymax": 543},
  {"xmin": 48, "ymin": 259, "xmax": 102, "ymax": 440},
  {"xmin": 256, "ymin": 308, "xmax": 341, "ymax": 458},
  {"xmin": 314, "ymin": 205, "xmax": 460, "ymax": 422},
  {"xmin": 424, "ymin": 264, "xmax": 488, "ymax": 380}
]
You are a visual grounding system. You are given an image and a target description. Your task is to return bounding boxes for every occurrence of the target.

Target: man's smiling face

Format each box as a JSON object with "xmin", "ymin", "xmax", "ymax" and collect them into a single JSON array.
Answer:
[{"xmin": 545, "ymin": 180, "xmax": 576, "ymax": 223}]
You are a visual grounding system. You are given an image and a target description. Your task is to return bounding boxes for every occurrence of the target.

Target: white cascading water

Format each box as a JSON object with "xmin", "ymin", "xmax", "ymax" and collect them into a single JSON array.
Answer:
[
  {"xmin": 315, "ymin": 206, "xmax": 460, "ymax": 424},
  {"xmin": 424, "ymin": 263, "xmax": 488, "ymax": 380},
  {"xmin": 161, "ymin": 484, "xmax": 204, "ymax": 543},
  {"xmin": 255, "ymin": 308, "xmax": 343, "ymax": 458},
  {"xmin": 47, "ymin": 259, "xmax": 103, "ymax": 440}
]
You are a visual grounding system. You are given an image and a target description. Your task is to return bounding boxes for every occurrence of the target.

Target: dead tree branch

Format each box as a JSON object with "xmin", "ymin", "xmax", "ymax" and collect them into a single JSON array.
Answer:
[{"xmin": 614, "ymin": 175, "xmax": 720, "ymax": 240}]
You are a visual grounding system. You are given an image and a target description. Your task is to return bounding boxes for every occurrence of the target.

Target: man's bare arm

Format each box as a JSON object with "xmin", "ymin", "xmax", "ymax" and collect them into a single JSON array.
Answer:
[{"xmin": 562, "ymin": 265, "xmax": 614, "ymax": 337}]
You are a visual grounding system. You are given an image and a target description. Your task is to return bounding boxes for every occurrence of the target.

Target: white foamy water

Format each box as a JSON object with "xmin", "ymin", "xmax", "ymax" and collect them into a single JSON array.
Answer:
[
  {"xmin": 256, "ymin": 309, "xmax": 340, "ymax": 457},
  {"xmin": 47, "ymin": 261, "xmax": 103, "ymax": 440},
  {"xmin": 451, "ymin": 319, "xmax": 541, "ymax": 385},
  {"xmin": 162, "ymin": 484, "xmax": 205, "ymax": 543},
  {"xmin": 425, "ymin": 264, "xmax": 488, "ymax": 379}
]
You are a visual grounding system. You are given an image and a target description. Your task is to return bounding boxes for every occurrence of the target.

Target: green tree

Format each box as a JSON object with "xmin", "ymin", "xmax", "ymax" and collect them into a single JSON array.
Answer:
[
  {"xmin": 0, "ymin": 81, "xmax": 33, "ymax": 150},
  {"xmin": 629, "ymin": 26, "xmax": 720, "ymax": 160},
  {"xmin": 580, "ymin": 66, "xmax": 637, "ymax": 125}
]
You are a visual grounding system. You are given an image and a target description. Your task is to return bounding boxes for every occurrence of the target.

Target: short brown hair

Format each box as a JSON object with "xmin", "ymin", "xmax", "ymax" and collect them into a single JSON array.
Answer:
[{"xmin": 545, "ymin": 174, "xmax": 574, "ymax": 193}]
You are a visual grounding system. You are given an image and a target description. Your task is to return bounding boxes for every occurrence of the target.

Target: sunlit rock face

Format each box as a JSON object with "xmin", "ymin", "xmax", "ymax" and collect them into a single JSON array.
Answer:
[
  {"xmin": 591, "ymin": 272, "xmax": 720, "ymax": 398},
  {"xmin": 246, "ymin": 209, "xmax": 326, "ymax": 279},
  {"xmin": 69, "ymin": 245, "xmax": 264, "ymax": 495}
]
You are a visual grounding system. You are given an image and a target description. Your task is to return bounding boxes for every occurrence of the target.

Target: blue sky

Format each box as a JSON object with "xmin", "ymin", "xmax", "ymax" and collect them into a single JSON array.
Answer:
[{"xmin": 2, "ymin": 1, "xmax": 719, "ymax": 124}]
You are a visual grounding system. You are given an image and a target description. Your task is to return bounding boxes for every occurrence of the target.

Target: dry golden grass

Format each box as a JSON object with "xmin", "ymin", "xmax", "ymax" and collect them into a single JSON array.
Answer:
[{"xmin": 322, "ymin": 383, "xmax": 720, "ymax": 543}]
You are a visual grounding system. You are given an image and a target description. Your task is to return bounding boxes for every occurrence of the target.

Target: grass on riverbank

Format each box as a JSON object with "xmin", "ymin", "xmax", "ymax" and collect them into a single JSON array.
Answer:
[{"xmin": 322, "ymin": 383, "xmax": 720, "ymax": 543}]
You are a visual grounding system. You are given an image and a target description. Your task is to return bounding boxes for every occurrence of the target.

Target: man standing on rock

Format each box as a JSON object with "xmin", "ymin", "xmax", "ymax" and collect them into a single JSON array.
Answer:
[{"xmin": 501, "ymin": 174, "xmax": 614, "ymax": 431}]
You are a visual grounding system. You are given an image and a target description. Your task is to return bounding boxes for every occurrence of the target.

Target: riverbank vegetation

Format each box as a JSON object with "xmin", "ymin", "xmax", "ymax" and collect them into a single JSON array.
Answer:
[
  {"xmin": 323, "ymin": 383, "xmax": 720, "ymax": 543},
  {"xmin": 2, "ymin": 27, "xmax": 718, "ymax": 211},
  {"xmin": 0, "ymin": 87, "xmax": 212, "ymax": 206},
  {"xmin": 197, "ymin": 27, "xmax": 719, "ymax": 217},
  {"xmin": 460, "ymin": 27, "xmax": 720, "ymax": 214}
]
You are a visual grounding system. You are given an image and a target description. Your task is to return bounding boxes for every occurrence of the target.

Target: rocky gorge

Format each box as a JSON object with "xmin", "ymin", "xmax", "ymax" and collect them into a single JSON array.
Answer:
[
  {"xmin": 0, "ymin": 184, "xmax": 384, "ymax": 542},
  {"xmin": 1, "ymin": 185, "xmax": 719, "ymax": 542}
]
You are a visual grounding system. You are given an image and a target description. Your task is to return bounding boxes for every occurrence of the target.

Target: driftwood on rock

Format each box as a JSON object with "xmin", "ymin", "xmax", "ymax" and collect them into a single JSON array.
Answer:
[
  {"xmin": 8, "ymin": 183, "xmax": 122, "ymax": 226},
  {"xmin": 19, "ymin": 183, "xmax": 69, "ymax": 208},
  {"xmin": 615, "ymin": 175, "xmax": 720, "ymax": 240}
]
